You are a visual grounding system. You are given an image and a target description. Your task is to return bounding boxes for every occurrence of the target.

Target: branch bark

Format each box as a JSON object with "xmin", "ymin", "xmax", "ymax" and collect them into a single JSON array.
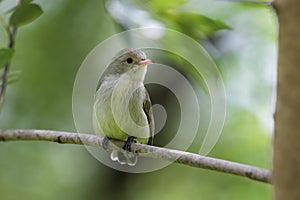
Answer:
[{"xmin": 0, "ymin": 129, "xmax": 271, "ymax": 183}]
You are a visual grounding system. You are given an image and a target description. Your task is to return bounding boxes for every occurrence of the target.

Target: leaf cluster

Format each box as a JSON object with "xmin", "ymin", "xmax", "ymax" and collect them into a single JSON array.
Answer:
[
  {"xmin": 0, "ymin": 0, "xmax": 43, "ymax": 109},
  {"xmin": 129, "ymin": 0, "xmax": 231, "ymax": 39}
]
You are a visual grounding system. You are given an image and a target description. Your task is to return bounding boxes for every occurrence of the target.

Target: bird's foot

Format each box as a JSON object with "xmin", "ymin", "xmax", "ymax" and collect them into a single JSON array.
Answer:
[
  {"xmin": 102, "ymin": 136, "xmax": 111, "ymax": 151},
  {"xmin": 123, "ymin": 136, "xmax": 136, "ymax": 152}
]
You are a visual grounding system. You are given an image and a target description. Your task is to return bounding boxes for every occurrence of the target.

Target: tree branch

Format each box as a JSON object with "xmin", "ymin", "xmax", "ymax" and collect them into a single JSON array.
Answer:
[
  {"xmin": 0, "ymin": 129, "xmax": 271, "ymax": 183},
  {"xmin": 0, "ymin": 26, "xmax": 17, "ymax": 109},
  {"xmin": 0, "ymin": 0, "xmax": 20, "ymax": 109}
]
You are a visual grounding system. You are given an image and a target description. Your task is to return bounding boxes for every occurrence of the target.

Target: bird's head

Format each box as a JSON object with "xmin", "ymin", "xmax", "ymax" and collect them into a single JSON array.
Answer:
[{"xmin": 106, "ymin": 48, "xmax": 153, "ymax": 81}]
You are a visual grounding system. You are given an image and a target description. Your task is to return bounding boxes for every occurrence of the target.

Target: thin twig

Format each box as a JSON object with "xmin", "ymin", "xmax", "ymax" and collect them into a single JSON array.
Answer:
[
  {"xmin": 0, "ymin": 1, "xmax": 22, "ymax": 109},
  {"xmin": 0, "ymin": 26, "xmax": 17, "ymax": 108},
  {"xmin": 0, "ymin": 129, "xmax": 272, "ymax": 183},
  {"xmin": 0, "ymin": 65, "xmax": 10, "ymax": 107}
]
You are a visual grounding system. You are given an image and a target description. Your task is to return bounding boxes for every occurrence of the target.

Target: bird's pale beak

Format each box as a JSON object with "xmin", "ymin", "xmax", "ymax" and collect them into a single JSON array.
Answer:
[{"xmin": 138, "ymin": 59, "xmax": 153, "ymax": 66}]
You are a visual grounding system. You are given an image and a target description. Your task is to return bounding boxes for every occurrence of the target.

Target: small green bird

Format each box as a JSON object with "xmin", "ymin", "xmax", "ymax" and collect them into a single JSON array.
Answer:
[{"xmin": 93, "ymin": 48, "xmax": 154, "ymax": 166}]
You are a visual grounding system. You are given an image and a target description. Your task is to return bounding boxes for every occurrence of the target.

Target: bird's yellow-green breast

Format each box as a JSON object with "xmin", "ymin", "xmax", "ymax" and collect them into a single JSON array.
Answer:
[{"xmin": 93, "ymin": 48, "xmax": 154, "ymax": 145}]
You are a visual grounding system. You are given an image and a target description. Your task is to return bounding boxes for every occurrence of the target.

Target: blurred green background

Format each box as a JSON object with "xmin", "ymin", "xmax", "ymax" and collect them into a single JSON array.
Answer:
[{"xmin": 0, "ymin": 0, "xmax": 276, "ymax": 199}]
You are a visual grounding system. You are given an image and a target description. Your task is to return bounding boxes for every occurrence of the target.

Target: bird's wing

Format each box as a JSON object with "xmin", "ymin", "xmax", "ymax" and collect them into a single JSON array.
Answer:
[{"xmin": 143, "ymin": 89, "xmax": 155, "ymax": 145}]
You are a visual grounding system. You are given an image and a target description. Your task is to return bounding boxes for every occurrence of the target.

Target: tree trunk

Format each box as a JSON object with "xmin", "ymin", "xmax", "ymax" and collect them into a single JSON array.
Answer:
[{"xmin": 274, "ymin": 0, "xmax": 300, "ymax": 199}]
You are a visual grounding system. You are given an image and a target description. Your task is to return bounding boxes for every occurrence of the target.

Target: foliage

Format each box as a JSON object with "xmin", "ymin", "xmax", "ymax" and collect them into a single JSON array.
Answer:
[
  {"xmin": 114, "ymin": 0, "xmax": 231, "ymax": 39},
  {"xmin": 0, "ymin": 0, "xmax": 43, "ymax": 109},
  {"xmin": 0, "ymin": 48, "xmax": 14, "ymax": 68},
  {"xmin": 9, "ymin": 3, "xmax": 43, "ymax": 27},
  {"xmin": 167, "ymin": 12, "xmax": 231, "ymax": 38}
]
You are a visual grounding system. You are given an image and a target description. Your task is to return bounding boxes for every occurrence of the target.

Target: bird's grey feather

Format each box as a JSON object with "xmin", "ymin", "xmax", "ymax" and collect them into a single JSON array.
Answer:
[{"xmin": 93, "ymin": 48, "xmax": 154, "ymax": 166}]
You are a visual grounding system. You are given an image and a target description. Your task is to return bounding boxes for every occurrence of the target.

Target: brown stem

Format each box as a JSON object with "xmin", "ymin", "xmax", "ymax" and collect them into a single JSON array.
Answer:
[{"xmin": 0, "ymin": 26, "xmax": 17, "ymax": 110}]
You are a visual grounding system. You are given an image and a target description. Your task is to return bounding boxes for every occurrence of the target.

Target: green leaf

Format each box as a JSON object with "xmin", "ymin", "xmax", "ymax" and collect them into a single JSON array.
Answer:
[
  {"xmin": 0, "ymin": 70, "xmax": 21, "ymax": 86},
  {"xmin": 6, "ymin": 0, "xmax": 35, "ymax": 13},
  {"xmin": 9, "ymin": 3, "xmax": 43, "ymax": 27},
  {"xmin": 24, "ymin": 0, "xmax": 34, "ymax": 3},
  {"xmin": 0, "ymin": 48, "xmax": 14, "ymax": 68},
  {"xmin": 131, "ymin": 0, "xmax": 186, "ymax": 14},
  {"xmin": 7, "ymin": 70, "xmax": 21, "ymax": 84},
  {"xmin": 170, "ymin": 12, "xmax": 232, "ymax": 38},
  {"xmin": 149, "ymin": 0, "xmax": 186, "ymax": 13}
]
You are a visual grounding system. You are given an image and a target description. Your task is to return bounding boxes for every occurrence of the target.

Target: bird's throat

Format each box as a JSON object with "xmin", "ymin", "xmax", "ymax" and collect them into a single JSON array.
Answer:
[{"xmin": 124, "ymin": 65, "xmax": 147, "ymax": 82}]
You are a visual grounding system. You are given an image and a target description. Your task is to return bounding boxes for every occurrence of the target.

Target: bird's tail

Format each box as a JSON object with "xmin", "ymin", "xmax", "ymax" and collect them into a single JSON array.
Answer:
[{"xmin": 110, "ymin": 150, "xmax": 137, "ymax": 166}]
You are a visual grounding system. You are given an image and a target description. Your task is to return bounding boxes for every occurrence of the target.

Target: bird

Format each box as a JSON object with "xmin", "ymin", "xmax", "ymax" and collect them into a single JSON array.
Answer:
[{"xmin": 93, "ymin": 48, "xmax": 154, "ymax": 166}]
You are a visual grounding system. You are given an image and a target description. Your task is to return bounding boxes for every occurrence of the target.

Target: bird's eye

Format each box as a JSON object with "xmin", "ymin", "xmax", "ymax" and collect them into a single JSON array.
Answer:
[{"xmin": 126, "ymin": 57, "xmax": 133, "ymax": 64}]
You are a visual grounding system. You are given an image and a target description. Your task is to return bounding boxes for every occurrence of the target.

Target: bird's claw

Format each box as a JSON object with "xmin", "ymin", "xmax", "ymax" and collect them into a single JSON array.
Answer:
[
  {"xmin": 102, "ymin": 136, "xmax": 110, "ymax": 151},
  {"xmin": 123, "ymin": 136, "xmax": 136, "ymax": 152}
]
